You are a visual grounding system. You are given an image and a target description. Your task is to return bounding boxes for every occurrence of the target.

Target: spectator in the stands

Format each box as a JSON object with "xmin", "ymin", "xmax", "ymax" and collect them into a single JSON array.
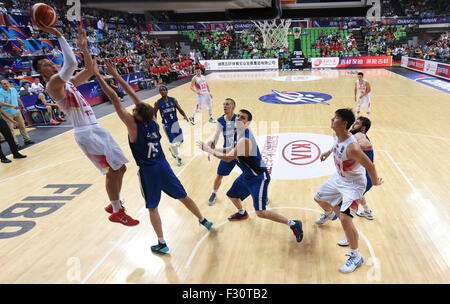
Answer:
[
  {"xmin": 35, "ymin": 91, "xmax": 65, "ymax": 125},
  {"xmin": 0, "ymin": 79, "xmax": 34, "ymax": 147},
  {"xmin": 30, "ymin": 77, "xmax": 44, "ymax": 95},
  {"xmin": 3, "ymin": 66, "xmax": 15, "ymax": 81},
  {"xmin": 19, "ymin": 82, "xmax": 32, "ymax": 97}
]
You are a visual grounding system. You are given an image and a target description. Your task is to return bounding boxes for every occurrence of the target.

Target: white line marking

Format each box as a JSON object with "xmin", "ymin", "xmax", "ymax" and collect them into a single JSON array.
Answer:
[
  {"xmin": 184, "ymin": 206, "xmax": 379, "ymax": 277},
  {"xmin": 377, "ymin": 149, "xmax": 416, "ymax": 191}
]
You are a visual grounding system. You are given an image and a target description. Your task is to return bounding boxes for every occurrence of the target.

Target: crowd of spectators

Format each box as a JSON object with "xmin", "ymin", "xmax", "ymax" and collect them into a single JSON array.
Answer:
[
  {"xmin": 312, "ymin": 29, "xmax": 360, "ymax": 57},
  {"xmin": 406, "ymin": 31, "xmax": 449, "ymax": 63},
  {"xmin": 362, "ymin": 23, "xmax": 413, "ymax": 56},
  {"xmin": 400, "ymin": 0, "xmax": 448, "ymax": 18}
]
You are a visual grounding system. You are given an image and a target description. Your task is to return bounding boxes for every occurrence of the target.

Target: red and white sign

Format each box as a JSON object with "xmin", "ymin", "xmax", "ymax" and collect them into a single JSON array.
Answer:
[
  {"xmin": 233, "ymin": 133, "xmax": 335, "ymax": 180},
  {"xmin": 312, "ymin": 57, "xmax": 339, "ymax": 68},
  {"xmin": 312, "ymin": 56, "xmax": 392, "ymax": 68},
  {"xmin": 282, "ymin": 140, "xmax": 321, "ymax": 166},
  {"xmin": 401, "ymin": 56, "xmax": 450, "ymax": 80}
]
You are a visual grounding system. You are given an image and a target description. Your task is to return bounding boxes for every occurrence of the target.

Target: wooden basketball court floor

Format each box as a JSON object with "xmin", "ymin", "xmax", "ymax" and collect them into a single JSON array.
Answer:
[{"xmin": 0, "ymin": 68, "xmax": 449, "ymax": 284}]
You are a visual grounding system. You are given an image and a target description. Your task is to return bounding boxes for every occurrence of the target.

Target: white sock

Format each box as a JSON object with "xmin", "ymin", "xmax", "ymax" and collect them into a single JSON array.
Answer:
[
  {"xmin": 367, "ymin": 112, "xmax": 370, "ymax": 118},
  {"xmin": 350, "ymin": 248, "xmax": 360, "ymax": 259},
  {"xmin": 171, "ymin": 144, "xmax": 179, "ymax": 158},
  {"xmin": 199, "ymin": 216, "xmax": 205, "ymax": 222},
  {"xmin": 363, "ymin": 204, "xmax": 370, "ymax": 212},
  {"xmin": 287, "ymin": 219, "xmax": 295, "ymax": 227},
  {"xmin": 158, "ymin": 237, "xmax": 166, "ymax": 244},
  {"xmin": 111, "ymin": 200, "xmax": 121, "ymax": 213},
  {"xmin": 212, "ymin": 189, "xmax": 217, "ymax": 194},
  {"xmin": 238, "ymin": 208, "xmax": 246, "ymax": 215}
]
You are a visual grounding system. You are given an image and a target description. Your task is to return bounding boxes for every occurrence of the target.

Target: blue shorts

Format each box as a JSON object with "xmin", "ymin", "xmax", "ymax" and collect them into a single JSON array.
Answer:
[
  {"xmin": 217, "ymin": 159, "xmax": 236, "ymax": 176},
  {"xmin": 163, "ymin": 121, "xmax": 184, "ymax": 144},
  {"xmin": 226, "ymin": 171, "xmax": 270, "ymax": 211},
  {"xmin": 138, "ymin": 159, "xmax": 187, "ymax": 209},
  {"xmin": 364, "ymin": 174, "xmax": 372, "ymax": 194}
]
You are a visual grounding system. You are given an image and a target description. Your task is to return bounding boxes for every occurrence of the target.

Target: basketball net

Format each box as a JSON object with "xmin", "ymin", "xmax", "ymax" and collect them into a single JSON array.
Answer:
[{"xmin": 252, "ymin": 19, "xmax": 291, "ymax": 50}]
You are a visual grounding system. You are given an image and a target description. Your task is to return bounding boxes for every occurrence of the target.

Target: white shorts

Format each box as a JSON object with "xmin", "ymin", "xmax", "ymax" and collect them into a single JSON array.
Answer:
[
  {"xmin": 314, "ymin": 173, "xmax": 366, "ymax": 215},
  {"xmin": 356, "ymin": 94, "xmax": 371, "ymax": 113},
  {"xmin": 197, "ymin": 93, "xmax": 212, "ymax": 110},
  {"xmin": 74, "ymin": 124, "xmax": 129, "ymax": 175}
]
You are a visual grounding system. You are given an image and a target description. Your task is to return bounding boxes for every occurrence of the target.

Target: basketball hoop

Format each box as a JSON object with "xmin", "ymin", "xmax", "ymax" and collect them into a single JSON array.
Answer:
[{"xmin": 252, "ymin": 19, "xmax": 291, "ymax": 50}]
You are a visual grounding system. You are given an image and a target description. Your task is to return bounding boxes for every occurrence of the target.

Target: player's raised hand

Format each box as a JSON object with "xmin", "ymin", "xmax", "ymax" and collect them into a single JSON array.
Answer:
[
  {"xmin": 75, "ymin": 24, "xmax": 88, "ymax": 50},
  {"xmin": 104, "ymin": 59, "xmax": 119, "ymax": 77},
  {"xmin": 35, "ymin": 22, "xmax": 62, "ymax": 37},
  {"xmin": 91, "ymin": 56, "xmax": 100, "ymax": 75}
]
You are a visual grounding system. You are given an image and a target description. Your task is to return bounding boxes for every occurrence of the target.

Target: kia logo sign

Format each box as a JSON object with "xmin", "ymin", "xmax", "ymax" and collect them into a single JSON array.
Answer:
[{"xmin": 282, "ymin": 140, "xmax": 321, "ymax": 166}]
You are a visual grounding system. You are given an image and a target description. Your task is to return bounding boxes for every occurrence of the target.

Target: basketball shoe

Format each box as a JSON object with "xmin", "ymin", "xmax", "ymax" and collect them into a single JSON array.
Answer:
[
  {"xmin": 228, "ymin": 210, "xmax": 249, "ymax": 221},
  {"xmin": 290, "ymin": 220, "xmax": 303, "ymax": 243},
  {"xmin": 356, "ymin": 209, "xmax": 374, "ymax": 220},
  {"xmin": 108, "ymin": 208, "xmax": 139, "ymax": 226},
  {"xmin": 340, "ymin": 254, "xmax": 364, "ymax": 273},
  {"xmin": 315, "ymin": 210, "xmax": 338, "ymax": 225},
  {"xmin": 151, "ymin": 242, "xmax": 169, "ymax": 254}
]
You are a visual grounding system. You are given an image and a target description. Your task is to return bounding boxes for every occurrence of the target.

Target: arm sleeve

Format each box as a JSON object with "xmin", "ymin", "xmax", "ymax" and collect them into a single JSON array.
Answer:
[{"xmin": 57, "ymin": 36, "xmax": 77, "ymax": 82}]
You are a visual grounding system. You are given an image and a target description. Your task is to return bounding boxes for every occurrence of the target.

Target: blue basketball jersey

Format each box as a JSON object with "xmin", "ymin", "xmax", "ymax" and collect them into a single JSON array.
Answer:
[
  {"xmin": 235, "ymin": 129, "xmax": 267, "ymax": 178},
  {"xmin": 157, "ymin": 97, "xmax": 178, "ymax": 125},
  {"xmin": 362, "ymin": 133, "xmax": 374, "ymax": 162},
  {"xmin": 217, "ymin": 114, "xmax": 237, "ymax": 148},
  {"xmin": 129, "ymin": 120, "xmax": 165, "ymax": 166}
]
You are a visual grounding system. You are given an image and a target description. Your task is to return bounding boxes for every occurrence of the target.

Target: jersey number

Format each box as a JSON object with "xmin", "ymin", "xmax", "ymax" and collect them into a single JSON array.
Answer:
[{"xmin": 147, "ymin": 142, "xmax": 159, "ymax": 159}]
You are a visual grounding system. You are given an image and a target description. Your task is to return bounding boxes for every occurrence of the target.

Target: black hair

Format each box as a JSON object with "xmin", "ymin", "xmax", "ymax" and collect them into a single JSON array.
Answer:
[
  {"xmin": 239, "ymin": 109, "xmax": 252, "ymax": 121},
  {"xmin": 32, "ymin": 55, "xmax": 47, "ymax": 72},
  {"xmin": 358, "ymin": 116, "xmax": 371, "ymax": 132},
  {"xmin": 335, "ymin": 108, "xmax": 355, "ymax": 130},
  {"xmin": 357, "ymin": 72, "xmax": 364, "ymax": 76}
]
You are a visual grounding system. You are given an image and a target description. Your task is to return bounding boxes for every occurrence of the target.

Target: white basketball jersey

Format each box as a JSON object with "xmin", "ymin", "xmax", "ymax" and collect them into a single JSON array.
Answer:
[
  {"xmin": 57, "ymin": 82, "xmax": 97, "ymax": 128},
  {"xmin": 332, "ymin": 135, "xmax": 366, "ymax": 180},
  {"xmin": 194, "ymin": 75, "xmax": 208, "ymax": 95},
  {"xmin": 356, "ymin": 79, "xmax": 369, "ymax": 98}
]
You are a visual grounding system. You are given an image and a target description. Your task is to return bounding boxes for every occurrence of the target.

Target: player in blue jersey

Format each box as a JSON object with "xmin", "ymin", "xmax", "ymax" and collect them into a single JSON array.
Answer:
[
  {"xmin": 206, "ymin": 98, "xmax": 237, "ymax": 205},
  {"xmin": 197, "ymin": 109, "xmax": 304, "ymax": 243},
  {"xmin": 93, "ymin": 58, "xmax": 213, "ymax": 254},
  {"xmin": 153, "ymin": 85, "xmax": 190, "ymax": 167}
]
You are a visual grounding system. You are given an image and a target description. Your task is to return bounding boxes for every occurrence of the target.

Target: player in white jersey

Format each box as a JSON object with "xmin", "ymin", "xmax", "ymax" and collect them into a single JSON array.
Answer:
[
  {"xmin": 313, "ymin": 108, "xmax": 383, "ymax": 273},
  {"xmin": 189, "ymin": 67, "xmax": 215, "ymax": 124},
  {"xmin": 354, "ymin": 72, "xmax": 371, "ymax": 118},
  {"xmin": 32, "ymin": 22, "xmax": 139, "ymax": 226}
]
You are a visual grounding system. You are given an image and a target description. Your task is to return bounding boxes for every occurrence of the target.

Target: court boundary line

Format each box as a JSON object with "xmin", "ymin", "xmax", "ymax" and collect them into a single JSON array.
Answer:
[{"xmin": 184, "ymin": 206, "xmax": 380, "ymax": 278}]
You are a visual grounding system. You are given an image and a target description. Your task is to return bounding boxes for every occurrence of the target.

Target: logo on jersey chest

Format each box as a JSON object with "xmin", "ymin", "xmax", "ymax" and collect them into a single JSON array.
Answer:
[
  {"xmin": 147, "ymin": 132, "xmax": 158, "ymax": 139},
  {"xmin": 259, "ymin": 90, "xmax": 332, "ymax": 105}
]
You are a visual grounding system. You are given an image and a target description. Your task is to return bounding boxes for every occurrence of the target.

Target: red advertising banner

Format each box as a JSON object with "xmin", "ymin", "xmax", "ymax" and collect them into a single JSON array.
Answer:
[
  {"xmin": 312, "ymin": 56, "xmax": 392, "ymax": 68},
  {"xmin": 436, "ymin": 64, "xmax": 450, "ymax": 79},
  {"xmin": 406, "ymin": 58, "xmax": 425, "ymax": 71},
  {"xmin": 401, "ymin": 57, "xmax": 450, "ymax": 81}
]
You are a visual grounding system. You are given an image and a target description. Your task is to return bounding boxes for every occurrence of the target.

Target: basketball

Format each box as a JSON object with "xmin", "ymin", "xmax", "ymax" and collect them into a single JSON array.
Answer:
[{"xmin": 30, "ymin": 3, "xmax": 58, "ymax": 27}]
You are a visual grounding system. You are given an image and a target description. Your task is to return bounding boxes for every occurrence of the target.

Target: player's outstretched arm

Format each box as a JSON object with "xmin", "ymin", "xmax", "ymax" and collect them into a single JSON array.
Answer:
[
  {"xmin": 35, "ymin": 23, "xmax": 75, "ymax": 101},
  {"xmin": 197, "ymin": 137, "xmax": 250, "ymax": 162},
  {"xmin": 70, "ymin": 25, "xmax": 94, "ymax": 87},
  {"xmin": 173, "ymin": 98, "xmax": 189, "ymax": 121},
  {"xmin": 93, "ymin": 58, "xmax": 135, "ymax": 130},
  {"xmin": 104, "ymin": 59, "xmax": 142, "ymax": 106}
]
